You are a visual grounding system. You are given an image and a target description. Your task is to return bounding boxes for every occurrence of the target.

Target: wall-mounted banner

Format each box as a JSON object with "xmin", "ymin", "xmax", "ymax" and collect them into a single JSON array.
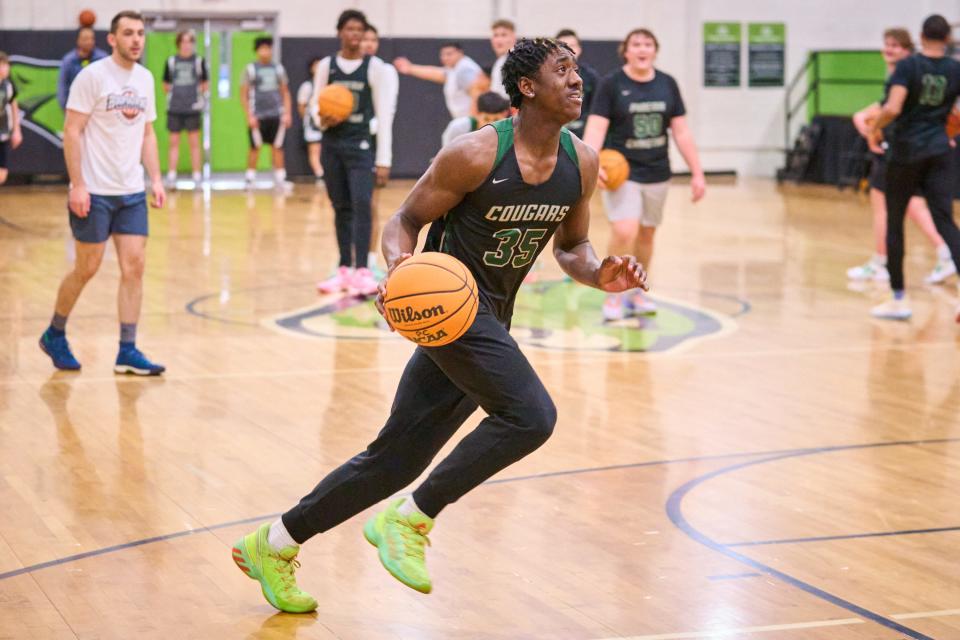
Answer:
[
  {"xmin": 748, "ymin": 22, "xmax": 786, "ymax": 87},
  {"xmin": 704, "ymin": 22, "xmax": 741, "ymax": 87}
]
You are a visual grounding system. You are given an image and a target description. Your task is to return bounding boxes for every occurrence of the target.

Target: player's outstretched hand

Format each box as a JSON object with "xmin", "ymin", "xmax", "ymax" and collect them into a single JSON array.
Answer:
[
  {"xmin": 597, "ymin": 255, "xmax": 648, "ymax": 292},
  {"xmin": 376, "ymin": 252, "xmax": 412, "ymax": 329}
]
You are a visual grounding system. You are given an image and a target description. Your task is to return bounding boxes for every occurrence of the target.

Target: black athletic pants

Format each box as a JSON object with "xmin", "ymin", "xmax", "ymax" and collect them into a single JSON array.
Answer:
[
  {"xmin": 321, "ymin": 139, "xmax": 373, "ymax": 269},
  {"xmin": 282, "ymin": 305, "xmax": 557, "ymax": 544},
  {"xmin": 885, "ymin": 152, "xmax": 960, "ymax": 291}
]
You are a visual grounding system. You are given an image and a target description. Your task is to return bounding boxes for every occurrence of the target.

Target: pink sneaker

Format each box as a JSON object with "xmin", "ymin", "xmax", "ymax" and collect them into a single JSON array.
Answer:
[
  {"xmin": 350, "ymin": 267, "xmax": 380, "ymax": 297},
  {"xmin": 602, "ymin": 294, "xmax": 625, "ymax": 321},
  {"xmin": 317, "ymin": 266, "xmax": 353, "ymax": 294},
  {"xmin": 626, "ymin": 291, "xmax": 657, "ymax": 316}
]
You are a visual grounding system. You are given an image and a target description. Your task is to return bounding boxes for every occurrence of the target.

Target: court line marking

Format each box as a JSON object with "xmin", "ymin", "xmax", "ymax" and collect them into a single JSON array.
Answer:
[
  {"xmin": 592, "ymin": 607, "xmax": 960, "ymax": 639},
  {"xmin": 726, "ymin": 524, "xmax": 960, "ymax": 547},
  {"xmin": 665, "ymin": 439, "xmax": 957, "ymax": 640},
  {"xmin": 594, "ymin": 617, "xmax": 865, "ymax": 639},
  {"xmin": 7, "ymin": 336, "xmax": 960, "ymax": 388},
  {"xmin": 1, "ymin": 436, "xmax": 957, "ymax": 594}
]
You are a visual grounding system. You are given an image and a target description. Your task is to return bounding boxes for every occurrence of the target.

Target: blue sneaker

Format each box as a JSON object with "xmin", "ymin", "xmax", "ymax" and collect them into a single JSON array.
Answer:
[
  {"xmin": 114, "ymin": 345, "xmax": 165, "ymax": 376},
  {"xmin": 39, "ymin": 330, "xmax": 81, "ymax": 370}
]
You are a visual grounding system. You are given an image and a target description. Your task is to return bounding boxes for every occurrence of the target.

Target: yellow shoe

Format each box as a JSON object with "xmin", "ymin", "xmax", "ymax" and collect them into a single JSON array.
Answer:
[
  {"xmin": 232, "ymin": 522, "xmax": 318, "ymax": 613},
  {"xmin": 363, "ymin": 499, "xmax": 433, "ymax": 594}
]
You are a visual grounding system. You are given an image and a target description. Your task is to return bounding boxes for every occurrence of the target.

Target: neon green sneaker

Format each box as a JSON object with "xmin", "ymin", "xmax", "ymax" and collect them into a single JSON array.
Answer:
[
  {"xmin": 232, "ymin": 522, "xmax": 318, "ymax": 613},
  {"xmin": 363, "ymin": 498, "xmax": 434, "ymax": 594}
]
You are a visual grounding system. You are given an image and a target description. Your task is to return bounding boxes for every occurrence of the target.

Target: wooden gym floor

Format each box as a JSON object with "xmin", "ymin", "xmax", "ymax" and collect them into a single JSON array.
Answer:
[{"xmin": 0, "ymin": 178, "xmax": 958, "ymax": 640}]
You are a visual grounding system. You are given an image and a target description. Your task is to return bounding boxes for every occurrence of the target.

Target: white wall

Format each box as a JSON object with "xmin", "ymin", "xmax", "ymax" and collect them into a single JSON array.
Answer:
[{"xmin": 5, "ymin": 0, "xmax": 959, "ymax": 175}]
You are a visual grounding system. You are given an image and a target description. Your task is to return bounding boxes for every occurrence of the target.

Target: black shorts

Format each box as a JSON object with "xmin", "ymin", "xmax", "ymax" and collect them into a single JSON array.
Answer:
[
  {"xmin": 870, "ymin": 154, "xmax": 921, "ymax": 196},
  {"xmin": 167, "ymin": 112, "xmax": 201, "ymax": 132},
  {"xmin": 249, "ymin": 118, "xmax": 285, "ymax": 148},
  {"xmin": 868, "ymin": 154, "xmax": 887, "ymax": 192},
  {"xmin": 0, "ymin": 141, "xmax": 7, "ymax": 169}
]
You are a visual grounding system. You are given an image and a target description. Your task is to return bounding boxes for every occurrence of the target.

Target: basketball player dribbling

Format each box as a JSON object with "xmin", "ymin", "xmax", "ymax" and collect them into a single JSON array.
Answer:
[{"xmin": 232, "ymin": 37, "xmax": 647, "ymax": 612}]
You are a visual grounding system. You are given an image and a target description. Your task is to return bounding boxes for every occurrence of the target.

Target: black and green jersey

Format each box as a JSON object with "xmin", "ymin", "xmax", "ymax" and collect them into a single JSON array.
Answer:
[
  {"xmin": 425, "ymin": 118, "xmax": 582, "ymax": 324},
  {"xmin": 887, "ymin": 53, "xmax": 960, "ymax": 163},
  {"xmin": 326, "ymin": 55, "xmax": 374, "ymax": 142}
]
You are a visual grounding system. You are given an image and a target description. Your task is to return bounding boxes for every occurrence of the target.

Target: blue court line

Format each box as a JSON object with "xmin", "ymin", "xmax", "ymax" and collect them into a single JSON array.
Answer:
[
  {"xmin": 184, "ymin": 281, "xmax": 317, "ymax": 327},
  {"xmin": 1, "ymin": 434, "xmax": 956, "ymax": 609},
  {"xmin": 664, "ymin": 437, "xmax": 958, "ymax": 640},
  {"xmin": 726, "ymin": 525, "xmax": 960, "ymax": 547},
  {"xmin": 0, "ymin": 513, "xmax": 280, "ymax": 581},
  {"xmin": 707, "ymin": 572, "xmax": 762, "ymax": 581},
  {"xmin": 0, "ymin": 212, "xmax": 57, "ymax": 237}
]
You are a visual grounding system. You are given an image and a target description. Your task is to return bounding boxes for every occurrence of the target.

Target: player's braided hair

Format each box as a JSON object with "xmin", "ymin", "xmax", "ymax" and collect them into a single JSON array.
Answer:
[{"xmin": 501, "ymin": 37, "xmax": 574, "ymax": 109}]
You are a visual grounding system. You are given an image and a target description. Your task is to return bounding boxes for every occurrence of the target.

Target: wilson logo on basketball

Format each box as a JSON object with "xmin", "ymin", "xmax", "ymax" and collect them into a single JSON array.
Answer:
[
  {"xmin": 106, "ymin": 88, "xmax": 147, "ymax": 122},
  {"xmin": 388, "ymin": 304, "xmax": 447, "ymax": 325}
]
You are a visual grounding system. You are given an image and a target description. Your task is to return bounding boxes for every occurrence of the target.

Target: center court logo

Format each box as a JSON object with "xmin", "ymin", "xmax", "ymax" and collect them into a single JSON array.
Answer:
[{"xmin": 263, "ymin": 280, "xmax": 741, "ymax": 353}]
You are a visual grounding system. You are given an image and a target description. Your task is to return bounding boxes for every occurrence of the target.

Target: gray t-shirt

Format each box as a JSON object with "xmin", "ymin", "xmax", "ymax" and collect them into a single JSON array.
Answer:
[
  {"xmin": 164, "ymin": 55, "xmax": 208, "ymax": 114},
  {"xmin": 246, "ymin": 61, "xmax": 287, "ymax": 118},
  {"xmin": 0, "ymin": 79, "xmax": 16, "ymax": 140}
]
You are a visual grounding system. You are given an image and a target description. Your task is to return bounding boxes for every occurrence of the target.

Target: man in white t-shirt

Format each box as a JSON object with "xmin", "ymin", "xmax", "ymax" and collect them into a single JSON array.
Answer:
[
  {"xmin": 394, "ymin": 42, "xmax": 480, "ymax": 118},
  {"xmin": 470, "ymin": 19, "xmax": 517, "ymax": 101},
  {"xmin": 39, "ymin": 10, "xmax": 166, "ymax": 376}
]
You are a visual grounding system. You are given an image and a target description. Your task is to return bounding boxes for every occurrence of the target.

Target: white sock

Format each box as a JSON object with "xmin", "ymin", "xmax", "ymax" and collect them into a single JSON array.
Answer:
[
  {"xmin": 245, "ymin": 168, "xmax": 256, "ymax": 181},
  {"xmin": 274, "ymin": 168, "xmax": 286, "ymax": 183},
  {"xmin": 267, "ymin": 518, "xmax": 298, "ymax": 551},
  {"xmin": 192, "ymin": 171, "xmax": 202, "ymax": 182},
  {"xmin": 937, "ymin": 244, "xmax": 952, "ymax": 261},
  {"xmin": 873, "ymin": 254, "xmax": 888, "ymax": 266},
  {"xmin": 397, "ymin": 496, "xmax": 423, "ymax": 518},
  {"xmin": 166, "ymin": 170, "xmax": 176, "ymax": 181}
]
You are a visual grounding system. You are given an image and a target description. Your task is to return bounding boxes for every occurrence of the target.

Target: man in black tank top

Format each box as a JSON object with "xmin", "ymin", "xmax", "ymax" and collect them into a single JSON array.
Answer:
[
  {"xmin": 233, "ymin": 39, "xmax": 647, "ymax": 612},
  {"xmin": 868, "ymin": 14, "xmax": 960, "ymax": 323},
  {"xmin": 313, "ymin": 9, "xmax": 397, "ymax": 299}
]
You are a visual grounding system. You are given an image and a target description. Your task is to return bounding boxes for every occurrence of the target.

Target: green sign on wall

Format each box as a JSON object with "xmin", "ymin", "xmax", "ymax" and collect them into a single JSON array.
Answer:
[
  {"xmin": 704, "ymin": 22, "xmax": 742, "ymax": 87},
  {"xmin": 748, "ymin": 23, "xmax": 786, "ymax": 87}
]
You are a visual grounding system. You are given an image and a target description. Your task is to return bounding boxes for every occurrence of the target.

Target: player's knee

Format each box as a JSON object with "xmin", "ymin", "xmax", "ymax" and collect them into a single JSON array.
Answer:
[
  {"xmin": 120, "ymin": 254, "xmax": 146, "ymax": 280},
  {"xmin": 519, "ymin": 395, "xmax": 557, "ymax": 447},
  {"xmin": 612, "ymin": 221, "xmax": 638, "ymax": 245},
  {"xmin": 74, "ymin": 255, "xmax": 103, "ymax": 282}
]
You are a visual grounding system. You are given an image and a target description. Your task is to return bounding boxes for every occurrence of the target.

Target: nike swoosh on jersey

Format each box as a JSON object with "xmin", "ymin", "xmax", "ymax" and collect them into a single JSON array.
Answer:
[
  {"xmin": 492, "ymin": 177, "xmax": 509, "ymax": 184},
  {"xmin": 621, "ymin": 90, "xmax": 631, "ymax": 96}
]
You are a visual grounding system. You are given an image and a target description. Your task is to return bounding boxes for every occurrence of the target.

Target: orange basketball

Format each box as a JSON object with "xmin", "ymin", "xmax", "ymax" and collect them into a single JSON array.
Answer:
[
  {"xmin": 78, "ymin": 9, "xmax": 96, "ymax": 27},
  {"xmin": 947, "ymin": 109, "xmax": 960, "ymax": 139},
  {"xmin": 599, "ymin": 149, "xmax": 629, "ymax": 190},
  {"xmin": 317, "ymin": 84, "xmax": 355, "ymax": 121},
  {"xmin": 383, "ymin": 253, "xmax": 479, "ymax": 347}
]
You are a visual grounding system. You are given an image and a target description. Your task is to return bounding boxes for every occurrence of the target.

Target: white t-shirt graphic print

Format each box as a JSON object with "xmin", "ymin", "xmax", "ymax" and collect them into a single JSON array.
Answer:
[{"xmin": 66, "ymin": 56, "xmax": 156, "ymax": 195}]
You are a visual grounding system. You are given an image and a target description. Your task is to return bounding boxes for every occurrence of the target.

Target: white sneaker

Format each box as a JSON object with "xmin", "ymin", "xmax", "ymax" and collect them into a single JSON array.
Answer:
[
  {"xmin": 317, "ymin": 266, "xmax": 353, "ymax": 294},
  {"xmin": 602, "ymin": 294, "xmax": 625, "ymax": 321},
  {"xmin": 349, "ymin": 268, "xmax": 380, "ymax": 297},
  {"xmin": 625, "ymin": 291, "xmax": 657, "ymax": 315},
  {"xmin": 847, "ymin": 260, "xmax": 890, "ymax": 281},
  {"xmin": 924, "ymin": 259, "xmax": 957, "ymax": 285},
  {"xmin": 274, "ymin": 180, "xmax": 294, "ymax": 194},
  {"xmin": 871, "ymin": 297, "xmax": 912, "ymax": 320}
]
